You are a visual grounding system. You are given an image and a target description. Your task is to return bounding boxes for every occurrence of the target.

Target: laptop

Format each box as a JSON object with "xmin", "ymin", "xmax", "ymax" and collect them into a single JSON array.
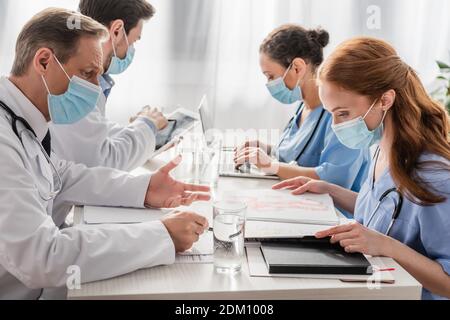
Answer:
[{"xmin": 198, "ymin": 95, "xmax": 279, "ymax": 180}]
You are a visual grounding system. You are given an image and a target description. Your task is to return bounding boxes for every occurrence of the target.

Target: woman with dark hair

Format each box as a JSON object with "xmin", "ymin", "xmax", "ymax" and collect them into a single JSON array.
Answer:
[
  {"xmin": 235, "ymin": 24, "xmax": 370, "ymax": 195},
  {"xmin": 274, "ymin": 37, "xmax": 450, "ymax": 300}
]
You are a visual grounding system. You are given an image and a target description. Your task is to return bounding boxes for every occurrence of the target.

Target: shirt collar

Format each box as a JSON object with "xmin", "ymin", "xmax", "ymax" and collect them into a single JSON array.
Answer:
[
  {"xmin": 293, "ymin": 103, "xmax": 324, "ymax": 129},
  {"xmin": 99, "ymin": 73, "xmax": 115, "ymax": 91},
  {"xmin": 0, "ymin": 76, "xmax": 49, "ymax": 141}
]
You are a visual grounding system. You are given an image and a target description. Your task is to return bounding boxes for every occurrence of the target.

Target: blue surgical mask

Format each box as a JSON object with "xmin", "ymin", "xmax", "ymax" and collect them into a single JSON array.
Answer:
[
  {"xmin": 331, "ymin": 100, "xmax": 387, "ymax": 149},
  {"xmin": 106, "ymin": 27, "xmax": 135, "ymax": 75},
  {"xmin": 42, "ymin": 55, "xmax": 101, "ymax": 125},
  {"xmin": 266, "ymin": 63, "xmax": 302, "ymax": 104}
]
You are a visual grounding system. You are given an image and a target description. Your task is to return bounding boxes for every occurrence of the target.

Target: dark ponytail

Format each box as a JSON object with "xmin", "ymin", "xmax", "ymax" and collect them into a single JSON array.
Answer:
[{"xmin": 260, "ymin": 24, "xmax": 330, "ymax": 69}]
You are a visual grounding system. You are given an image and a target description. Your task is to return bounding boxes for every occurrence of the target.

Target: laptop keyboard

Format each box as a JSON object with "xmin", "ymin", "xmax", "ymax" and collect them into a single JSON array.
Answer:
[{"xmin": 220, "ymin": 150, "xmax": 253, "ymax": 174}]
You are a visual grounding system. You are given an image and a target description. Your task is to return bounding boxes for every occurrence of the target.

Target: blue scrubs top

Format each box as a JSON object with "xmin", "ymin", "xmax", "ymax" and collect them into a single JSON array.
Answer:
[
  {"xmin": 274, "ymin": 103, "xmax": 370, "ymax": 192},
  {"xmin": 355, "ymin": 153, "xmax": 450, "ymax": 300}
]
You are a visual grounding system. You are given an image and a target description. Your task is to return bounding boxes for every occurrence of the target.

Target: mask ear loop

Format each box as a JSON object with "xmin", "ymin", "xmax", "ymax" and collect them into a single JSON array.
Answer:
[
  {"xmin": 282, "ymin": 63, "xmax": 293, "ymax": 80},
  {"xmin": 111, "ymin": 32, "xmax": 118, "ymax": 58},
  {"xmin": 41, "ymin": 75, "xmax": 52, "ymax": 96},
  {"xmin": 379, "ymin": 108, "xmax": 388, "ymax": 125},
  {"xmin": 363, "ymin": 98, "xmax": 389, "ymax": 129},
  {"xmin": 111, "ymin": 26, "xmax": 130, "ymax": 58},
  {"xmin": 110, "ymin": 27, "xmax": 121, "ymax": 58},
  {"xmin": 52, "ymin": 55, "xmax": 71, "ymax": 80},
  {"xmin": 41, "ymin": 55, "xmax": 71, "ymax": 96},
  {"xmin": 123, "ymin": 26, "xmax": 130, "ymax": 48},
  {"xmin": 282, "ymin": 61, "xmax": 301, "ymax": 88}
]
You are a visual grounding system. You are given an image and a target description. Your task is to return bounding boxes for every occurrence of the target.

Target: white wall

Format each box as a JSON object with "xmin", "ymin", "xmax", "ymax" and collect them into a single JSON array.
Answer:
[{"xmin": 1, "ymin": 0, "xmax": 449, "ymax": 131}]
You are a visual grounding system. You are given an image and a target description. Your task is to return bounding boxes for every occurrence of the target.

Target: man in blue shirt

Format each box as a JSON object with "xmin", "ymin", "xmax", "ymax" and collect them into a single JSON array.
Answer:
[{"xmin": 50, "ymin": 0, "xmax": 168, "ymax": 171}]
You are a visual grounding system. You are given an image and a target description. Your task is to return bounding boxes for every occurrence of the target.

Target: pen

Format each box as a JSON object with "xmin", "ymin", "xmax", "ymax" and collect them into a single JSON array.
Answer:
[{"xmin": 373, "ymin": 267, "xmax": 396, "ymax": 272}]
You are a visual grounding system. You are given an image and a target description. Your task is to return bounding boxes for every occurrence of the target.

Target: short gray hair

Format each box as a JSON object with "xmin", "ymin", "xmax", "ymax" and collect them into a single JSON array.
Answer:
[{"xmin": 11, "ymin": 7, "xmax": 109, "ymax": 76}]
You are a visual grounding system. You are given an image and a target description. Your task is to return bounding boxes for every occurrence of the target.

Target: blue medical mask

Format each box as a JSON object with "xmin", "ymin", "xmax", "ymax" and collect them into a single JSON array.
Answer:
[
  {"xmin": 42, "ymin": 55, "xmax": 101, "ymax": 125},
  {"xmin": 266, "ymin": 63, "xmax": 302, "ymax": 104},
  {"xmin": 106, "ymin": 27, "xmax": 135, "ymax": 75},
  {"xmin": 331, "ymin": 100, "xmax": 387, "ymax": 149}
]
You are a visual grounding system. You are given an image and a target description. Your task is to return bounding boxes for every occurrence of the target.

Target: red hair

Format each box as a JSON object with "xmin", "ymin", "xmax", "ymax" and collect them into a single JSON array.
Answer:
[{"xmin": 319, "ymin": 37, "xmax": 450, "ymax": 205}]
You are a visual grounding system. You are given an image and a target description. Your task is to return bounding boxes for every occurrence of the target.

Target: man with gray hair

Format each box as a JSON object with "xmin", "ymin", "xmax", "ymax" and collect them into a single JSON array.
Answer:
[{"xmin": 0, "ymin": 8, "xmax": 210, "ymax": 300}]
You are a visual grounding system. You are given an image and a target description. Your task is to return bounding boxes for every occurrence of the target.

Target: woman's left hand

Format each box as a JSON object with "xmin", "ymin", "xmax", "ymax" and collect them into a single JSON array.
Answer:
[{"xmin": 315, "ymin": 222, "xmax": 393, "ymax": 257}]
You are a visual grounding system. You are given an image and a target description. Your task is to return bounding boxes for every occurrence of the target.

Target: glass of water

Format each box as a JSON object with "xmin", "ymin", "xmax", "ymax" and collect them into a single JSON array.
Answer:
[
  {"xmin": 213, "ymin": 201, "xmax": 247, "ymax": 274},
  {"xmin": 174, "ymin": 143, "xmax": 220, "ymax": 189}
]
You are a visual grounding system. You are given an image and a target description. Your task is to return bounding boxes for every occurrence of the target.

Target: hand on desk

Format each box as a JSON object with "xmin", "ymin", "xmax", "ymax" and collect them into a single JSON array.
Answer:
[
  {"xmin": 145, "ymin": 155, "xmax": 211, "ymax": 208},
  {"xmin": 162, "ymin": 211, "xmax": 209, "ymax": 253},
  {"xmin": 272, "ymin": 176, "xmax": 330, "ymax": 195}
]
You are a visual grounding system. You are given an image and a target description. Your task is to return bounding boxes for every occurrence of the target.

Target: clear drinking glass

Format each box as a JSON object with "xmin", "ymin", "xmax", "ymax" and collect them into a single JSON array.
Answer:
[
  {"xmin": 213, "ymin": 201, "xmax": 247, "ymax": 274},
  {"xmin": 174, "ymin": 141, "xmax": 220, "ymax": 189},
  {"xmin": 195, "ymin": 146, "xmax": 220, "ymax": 188}
]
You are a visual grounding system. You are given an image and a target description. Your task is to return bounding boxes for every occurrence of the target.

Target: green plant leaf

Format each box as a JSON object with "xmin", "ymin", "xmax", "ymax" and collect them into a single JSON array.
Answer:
[
  {"xmin": 436, "ymin": 76, "xmax": 448, "ymax": 81},
  {"xmin": 437, "ymin": 60, "xmax": 450, "ymax": 70}
]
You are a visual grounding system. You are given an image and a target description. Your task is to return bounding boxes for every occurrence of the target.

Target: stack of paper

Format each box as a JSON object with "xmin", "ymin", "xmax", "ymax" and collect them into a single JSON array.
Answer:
[
  {"xmin": 223, "ymin": 189, "xmax": 339, "ymax": 226},
  {"xmin": 245, "ymin": 220, "xmax": 329, "ymax": 240}
]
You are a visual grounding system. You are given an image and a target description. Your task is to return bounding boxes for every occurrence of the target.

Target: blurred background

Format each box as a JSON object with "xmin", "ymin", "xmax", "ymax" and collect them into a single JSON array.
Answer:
[{"xmin": 1, "ymin": 0, "xmax": 449, "ymax": 132}]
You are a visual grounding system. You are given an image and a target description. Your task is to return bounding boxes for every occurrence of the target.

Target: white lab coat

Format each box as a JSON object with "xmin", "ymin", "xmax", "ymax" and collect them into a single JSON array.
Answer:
[
  {"xmin": 49, "ymin": 88, "xmax": 157, "ymax": 171},
  {"xmin": 0, "ymin": 77, "xmax": 175, "ymax": 300}
]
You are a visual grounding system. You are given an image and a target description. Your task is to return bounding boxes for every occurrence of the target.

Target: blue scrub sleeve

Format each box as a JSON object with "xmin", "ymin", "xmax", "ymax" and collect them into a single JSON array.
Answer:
[{"xmin": 417, "ymin": 166, "xmax": 450, "ymax": 276}]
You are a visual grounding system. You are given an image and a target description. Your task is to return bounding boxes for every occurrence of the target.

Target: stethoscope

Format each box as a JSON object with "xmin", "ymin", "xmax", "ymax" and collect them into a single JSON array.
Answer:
[
  {"xmin": 0, "ymin": 100, "xmax": 62, "ymax": 201},
  {"xmin": 365, "ymin": 187, "xmax": 403, "ymax": 236},
  {"xmin": 364, "ymin": 148, "xmax": 404, "ymax": 236},
  {"xmin": 278, "ymin": 103, "xmax": 326, "ymax": 164}
]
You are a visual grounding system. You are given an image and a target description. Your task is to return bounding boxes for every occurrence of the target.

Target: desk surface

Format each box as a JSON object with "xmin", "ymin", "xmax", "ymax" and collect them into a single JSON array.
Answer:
[{"xmin": 68, "ymin": 153, "xmax": 421, "ymax": 300}]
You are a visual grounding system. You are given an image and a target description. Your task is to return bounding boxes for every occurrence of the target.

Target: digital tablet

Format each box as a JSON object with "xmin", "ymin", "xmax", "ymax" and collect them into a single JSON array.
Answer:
[{"xmin": 151, "ymin": 108, "xmax": 199, "ymax": 158}]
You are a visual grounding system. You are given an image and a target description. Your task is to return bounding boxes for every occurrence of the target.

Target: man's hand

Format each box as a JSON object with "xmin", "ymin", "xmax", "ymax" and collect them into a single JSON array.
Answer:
[
  {"xmin": 162, "ymin": 211, "xmax": 209, "ymax": 253},
  {"xmin": 131, "ymin": 106, "xmax": 169, "ymax": 130},
  {"xmin": 145, "ymin": 155, "xmax": 211, "ymax": 208}
]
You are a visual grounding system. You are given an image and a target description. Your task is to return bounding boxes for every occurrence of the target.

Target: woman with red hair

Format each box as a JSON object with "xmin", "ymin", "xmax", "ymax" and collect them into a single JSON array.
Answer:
[{"xmin": 274, "ymin": 37, "xmax": 450, "ymax": 300}]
